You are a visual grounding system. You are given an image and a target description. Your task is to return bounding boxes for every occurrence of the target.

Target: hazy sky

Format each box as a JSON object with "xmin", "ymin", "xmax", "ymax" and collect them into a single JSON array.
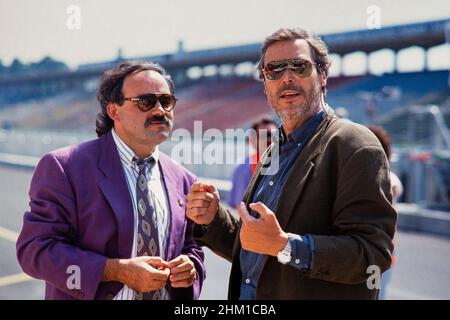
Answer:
[{"xmin": 1, "ymin": 0, "xmax": 449, "ymax": 68}]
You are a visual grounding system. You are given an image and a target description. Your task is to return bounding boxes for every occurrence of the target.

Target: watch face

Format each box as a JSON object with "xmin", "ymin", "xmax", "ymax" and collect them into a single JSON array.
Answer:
[
  {"xmin": 277, "ymin": 251, "xmax": 291, "ymax": 264},
  {"xmin": 277, "ymin": 239, "xmax": 292, "ymax": 264}
]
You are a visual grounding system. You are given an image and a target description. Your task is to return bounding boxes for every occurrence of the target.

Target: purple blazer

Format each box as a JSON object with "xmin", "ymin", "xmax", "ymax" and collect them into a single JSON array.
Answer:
[{"xmin": 16, "ymin": 131, "xmax": 205, "ymax": 300}]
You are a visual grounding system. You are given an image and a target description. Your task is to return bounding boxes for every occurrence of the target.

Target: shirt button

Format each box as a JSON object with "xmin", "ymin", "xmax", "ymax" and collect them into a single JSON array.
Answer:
[
  {"xmin": 298, "ymin": 143, "xmax": 301, "ymax": 147},
  {"xmin": 245, "ymin": 278, "xmax": 251, "ymax": 284},
  {"xmin": 295, "ymin": 259, "xmax": 300, "ymax": 264},
  {"xmin": 269, "ymin": 181, "xmax": 274, "ymax": 186}
]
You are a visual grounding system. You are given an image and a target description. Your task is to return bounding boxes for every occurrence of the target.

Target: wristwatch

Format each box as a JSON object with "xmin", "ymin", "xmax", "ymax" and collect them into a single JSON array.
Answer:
[{"xmin": 277, "ymin": 237, "xmax": 292, "ymax": 265}]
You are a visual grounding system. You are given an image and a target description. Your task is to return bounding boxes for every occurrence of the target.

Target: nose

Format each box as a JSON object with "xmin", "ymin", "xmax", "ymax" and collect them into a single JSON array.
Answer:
[
  {"xmin": 280, "ymin": 68, "xmax": 296, "ymax": 83},
  {"xmin": 150, "ymin": 101, "xmax": 166, "ymax": 116}
]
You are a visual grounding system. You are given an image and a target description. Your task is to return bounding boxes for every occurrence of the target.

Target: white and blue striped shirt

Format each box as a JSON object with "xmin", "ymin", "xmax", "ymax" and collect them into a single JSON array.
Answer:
[{"xmin": 111, "ymin": 129, "xmax": 171, "ymax": 300}]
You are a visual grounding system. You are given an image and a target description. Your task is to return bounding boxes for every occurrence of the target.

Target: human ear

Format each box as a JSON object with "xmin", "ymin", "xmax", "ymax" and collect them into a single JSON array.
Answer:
[{"xmin": 107, "ymin": 103, "xmax": 119, "ymax": 121}]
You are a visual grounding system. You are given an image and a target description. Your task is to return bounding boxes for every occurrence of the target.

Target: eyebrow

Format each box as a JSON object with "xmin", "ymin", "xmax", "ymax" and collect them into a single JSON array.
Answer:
[{"xmin": 267, "ymin": 55, "xmax": 312, "ymax": 64}]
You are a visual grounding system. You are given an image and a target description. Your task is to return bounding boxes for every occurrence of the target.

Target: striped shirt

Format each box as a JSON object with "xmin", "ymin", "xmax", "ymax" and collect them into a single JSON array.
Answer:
[{"xmin": 111, "ymin": 129, "xmax": 171, "ymax": 300}]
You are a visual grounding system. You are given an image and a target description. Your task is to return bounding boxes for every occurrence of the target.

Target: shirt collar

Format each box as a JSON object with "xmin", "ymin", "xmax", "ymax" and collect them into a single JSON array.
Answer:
[
  {"xmin": 111, "ymin": 128, "xmax": 160, "ymax": 166},
  {"xmin": 276, "ymin": 109, "xmax": 326, "ymax": 145}
]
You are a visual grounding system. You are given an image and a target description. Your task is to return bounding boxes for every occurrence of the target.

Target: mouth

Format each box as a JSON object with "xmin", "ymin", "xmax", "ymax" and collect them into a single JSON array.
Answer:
[
  {"xmin": 279, "ymin": 90, "xmax": 302, "ymax": 100},
  {"xmin": 147, "ymin": 122, "xmax": 170, "ymax": 129},
  {"xmin": 148, "ymin": 121, "xmax": 168, "ymax": 125}
]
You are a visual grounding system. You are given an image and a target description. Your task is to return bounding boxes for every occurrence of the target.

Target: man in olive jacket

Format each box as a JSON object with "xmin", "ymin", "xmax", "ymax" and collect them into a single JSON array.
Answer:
[{"xmin": 186, "ymin": 28, "xmax": 396, "ymax": 300}]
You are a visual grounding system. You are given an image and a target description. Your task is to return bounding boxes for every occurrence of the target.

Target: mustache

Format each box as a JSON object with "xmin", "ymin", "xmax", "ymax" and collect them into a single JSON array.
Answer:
[
  {"xmin": 277, "ymin": 84, "xmax": 305, "ymax": 97},
  {"xmin": 144, "ymin": 115, "xmax": 172, "ymax": 128}
]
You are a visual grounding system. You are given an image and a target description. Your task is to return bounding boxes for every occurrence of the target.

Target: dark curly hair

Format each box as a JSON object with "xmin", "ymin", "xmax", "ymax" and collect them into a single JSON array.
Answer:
[{"xmin": 96, "ymin": 60, "xmax": 175, "ymax": 137}]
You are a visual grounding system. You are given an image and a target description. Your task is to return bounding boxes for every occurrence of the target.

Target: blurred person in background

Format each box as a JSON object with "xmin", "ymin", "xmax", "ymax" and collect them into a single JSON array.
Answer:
[
  {"xmin": 368, "ymin": 125, "xmax": 403, "ymax": 300},
  {"xmin": 227, "ymin": 118, "xmax": 277, "ymax": 209}
]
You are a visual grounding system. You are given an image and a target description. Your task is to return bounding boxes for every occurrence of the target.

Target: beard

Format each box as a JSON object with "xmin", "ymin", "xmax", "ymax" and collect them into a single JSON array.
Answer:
[{"xmin": 272, "ymin": 82, "xmax": 322, "ymax": 124}]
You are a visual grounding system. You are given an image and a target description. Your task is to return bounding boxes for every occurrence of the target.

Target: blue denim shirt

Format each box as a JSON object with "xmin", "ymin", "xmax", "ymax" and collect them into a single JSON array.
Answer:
[{"xmin": 239, "ymin": 110, "xmax": 326, "ymax": 300}]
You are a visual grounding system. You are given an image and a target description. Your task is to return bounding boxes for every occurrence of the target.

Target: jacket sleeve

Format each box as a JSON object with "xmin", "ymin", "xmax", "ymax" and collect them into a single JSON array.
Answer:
[
  {"xmin": 16, "ymin": 152, "xmax": 107, "ymax": 300},
  {"xmin": 168, "ymin": 173, "xmax": 206, "ymax": 300},
  {"xmin": 309, "ymin": 145, "xmax": 397, "ymax": 284},
  {"xmin": 193, "ymin": 204, "xmax": 240, "ymax": 263},
  {"xmin": 170, "ymin": 217, "xmax": 206, "ymax": 300}
]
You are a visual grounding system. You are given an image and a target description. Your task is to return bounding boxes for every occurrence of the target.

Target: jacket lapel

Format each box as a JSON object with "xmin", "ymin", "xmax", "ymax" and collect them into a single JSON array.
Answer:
[
  {"xmin": 97, "ymin": 132, "xmax": 134, "ymax": 259},
  {"xmin": 274, "ymin": 136, "xmax": 321, "ymax": 229},
  {"xmin": 275, "ymin": 109, "xmax": 336, "ymax": 229},
  {"xmin": 158, "ymin": 155, "xmax": 184, "ymax": 261}
]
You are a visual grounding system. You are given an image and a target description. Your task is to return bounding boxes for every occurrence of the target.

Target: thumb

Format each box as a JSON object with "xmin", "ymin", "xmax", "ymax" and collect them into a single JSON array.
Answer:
[
  {"xmin": 201, "ymin": 182, "xmax": 218, "ymax": 194},
  {"xmin": 146, "ymin": 257, "xmax": 169, "ymax": 269},
  {"xmin": 249, "ymin": 202, "xmax": 274, "ymax": 220},
  {"xmin": 190, "ymin": 181, "xmax": 204, "ymax": 192},
  {"xmin": 237, "ymin": 202, "xmax": 254, "ymax": 224}
]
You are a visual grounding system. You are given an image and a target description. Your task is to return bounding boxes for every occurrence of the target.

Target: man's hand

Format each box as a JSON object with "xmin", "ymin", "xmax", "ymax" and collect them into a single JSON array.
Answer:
[
  {"xmin": 103, "ymin": 256, "xmax": 170, "ymax": 293},
  {"xmin": 237, "ymin": 202, "xmax": 288, "ymax": 256},
  {"xmin": 186, "ymin": 181, "xmax": 220, "ymax": 225},
  {"xmin": 120, "ymin": 257, "xmax": 170, "ymax": 293},
  {"xmin": 168, "ymin": 255, "xmax": 197, "ymax": 288}
]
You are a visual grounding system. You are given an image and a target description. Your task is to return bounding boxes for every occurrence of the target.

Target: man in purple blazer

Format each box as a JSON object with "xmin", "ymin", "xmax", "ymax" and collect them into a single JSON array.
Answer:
[{"xmin": 16, "ymin": 60, "xmax": 205, "ymax": 300}]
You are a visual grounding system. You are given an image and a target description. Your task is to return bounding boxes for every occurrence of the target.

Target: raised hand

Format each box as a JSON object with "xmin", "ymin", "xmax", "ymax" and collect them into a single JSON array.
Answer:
[
  {"xmin": 186, "ymin": 181, "xmax": 220, "ymax": 225},
  {"xmin": 237, "ymin": 202, "xmax": 288, "ymax": 256}
]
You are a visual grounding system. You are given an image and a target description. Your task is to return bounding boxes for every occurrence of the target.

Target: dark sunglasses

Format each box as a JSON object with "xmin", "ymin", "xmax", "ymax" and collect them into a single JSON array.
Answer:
[
  {"xmin": 263, "ymin": 58, "xmax": 320, "ymax": 81},
  {"xmin": 124, "ymin": 93, "xmax": 177, "ymax": 112}
]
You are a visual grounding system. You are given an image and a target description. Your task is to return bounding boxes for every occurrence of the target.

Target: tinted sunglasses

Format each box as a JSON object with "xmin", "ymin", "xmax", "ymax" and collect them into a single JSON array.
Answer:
[
  {"xmin": 263, "ymin": 58, "xmax": 319, "ymax": 80},
  {"xmin": 124, "ymin": 93, "xmax": 177, "ymax": 112}
]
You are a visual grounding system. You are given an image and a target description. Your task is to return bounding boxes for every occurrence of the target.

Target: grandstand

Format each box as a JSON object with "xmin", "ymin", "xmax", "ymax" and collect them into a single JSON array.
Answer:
[
  {"xmin": 173, "ymin": 77, "xmax": 270, "ymax": 132},
  {"xmin": 2, "ymin": 70, "xmax": 448, "ymax": 132},
  {"xmin": 328, "ymin": 70, "xmax": 450, "ymax": 124}
]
